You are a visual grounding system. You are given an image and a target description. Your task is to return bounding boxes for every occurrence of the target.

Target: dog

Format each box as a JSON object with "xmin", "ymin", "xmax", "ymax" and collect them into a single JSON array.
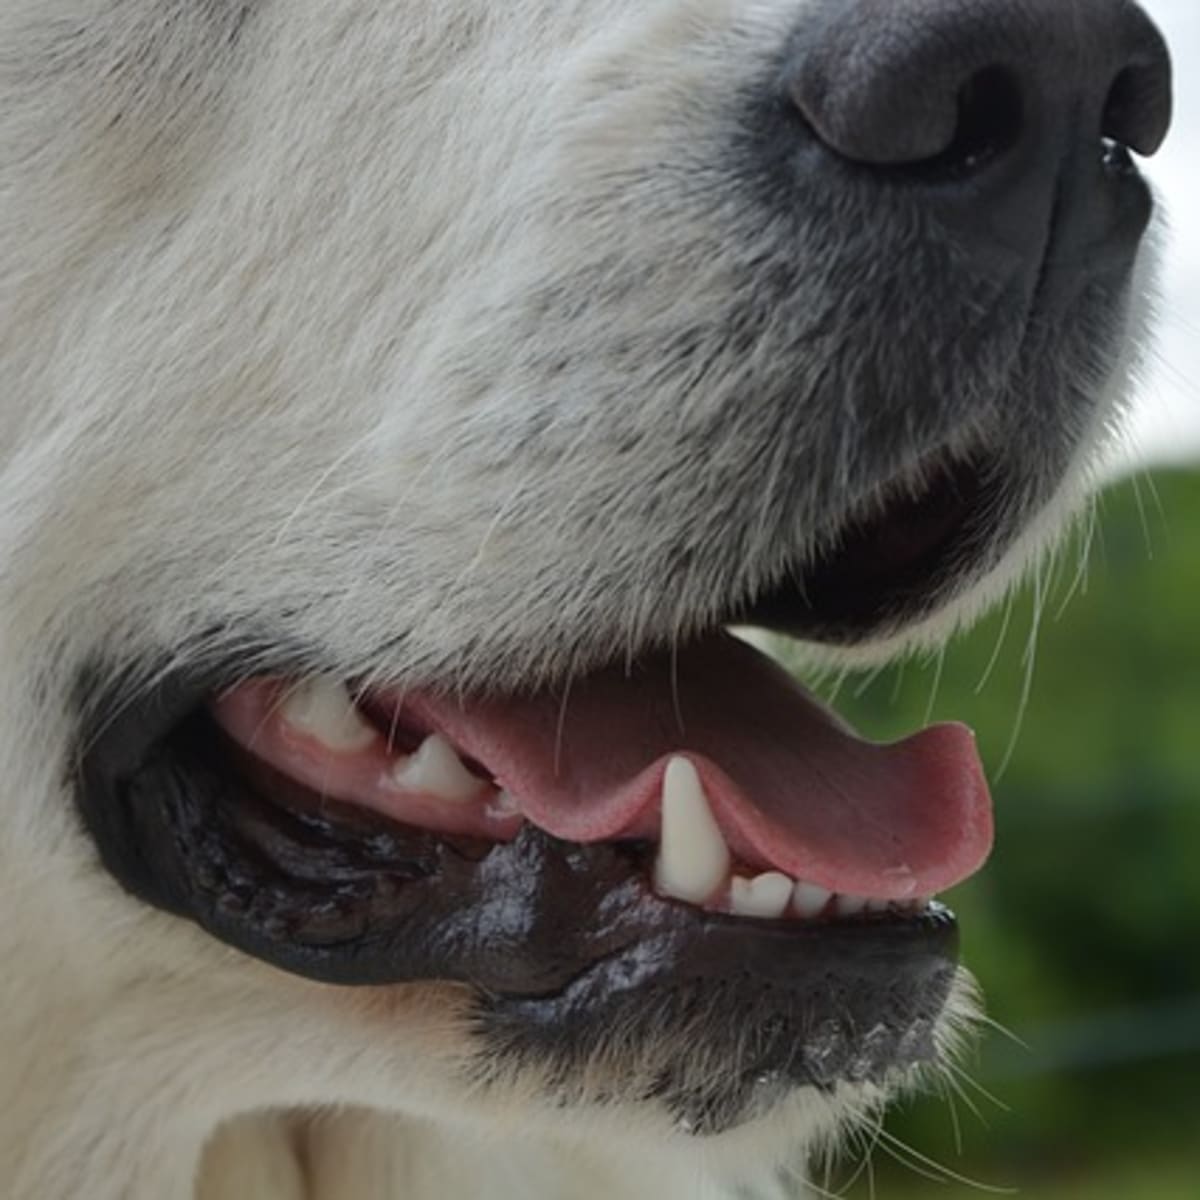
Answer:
[{"xmin": 0, "ymin": 1, "xmax": 1173, "ymax": 1197}]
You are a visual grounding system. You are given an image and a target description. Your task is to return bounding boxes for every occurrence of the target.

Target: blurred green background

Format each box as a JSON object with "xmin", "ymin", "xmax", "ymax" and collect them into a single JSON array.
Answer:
[{"xmin": 780, "ymin": 468, "xmax": 1200, "ymax": 1199}]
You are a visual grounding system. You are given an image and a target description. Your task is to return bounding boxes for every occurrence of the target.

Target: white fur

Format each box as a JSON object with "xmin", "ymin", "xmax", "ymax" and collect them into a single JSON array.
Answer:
[{"xmin": 0, "ymin": 1, "xmax": 1160, "ymax": 1196}]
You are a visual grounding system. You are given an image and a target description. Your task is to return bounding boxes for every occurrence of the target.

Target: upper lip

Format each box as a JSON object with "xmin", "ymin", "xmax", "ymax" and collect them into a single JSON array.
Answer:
[{"xmin": 739, "ymin": 445, "xmax": 1002, "ymax": 641}]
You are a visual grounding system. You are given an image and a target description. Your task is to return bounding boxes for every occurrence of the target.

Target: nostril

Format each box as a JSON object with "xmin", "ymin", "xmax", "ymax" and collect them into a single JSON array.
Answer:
[
  {"xmin": 929, "ymin": 66, "xmax": 1024, "ymax": 177},
  {"xmin": 781, "ymin": 0, "xmax": 1172, "ymax": 176},
  {"xmin": 1101, "ymin": 137, "xmax": 1138, "ymax": 179},
  {"xmin": 1103, "ymin": 63, "xmax": 1172, "ymax": 156}
]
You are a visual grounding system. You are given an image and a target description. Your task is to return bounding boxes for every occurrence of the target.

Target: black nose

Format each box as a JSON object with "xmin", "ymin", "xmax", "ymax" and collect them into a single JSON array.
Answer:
[{"xmin": 787, "ymin": 0, "xmax": 1172, "ymax": 170}]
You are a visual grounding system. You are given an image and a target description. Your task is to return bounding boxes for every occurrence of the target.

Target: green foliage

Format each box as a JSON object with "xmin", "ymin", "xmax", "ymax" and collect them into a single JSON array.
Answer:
[{"xmin": 781, "ymin": 469, "xmax": 1200, "ymax": 1195}]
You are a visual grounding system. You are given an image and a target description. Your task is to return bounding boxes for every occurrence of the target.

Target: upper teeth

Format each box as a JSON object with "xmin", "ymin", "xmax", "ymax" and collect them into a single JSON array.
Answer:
[
  {"xmin": 654, "ymin": 756, "xmax": 731, "ymax": 905},
  {"xmin": 391, "ymin": 733, "xmax": 487, "ymax": 802},
  {"xmin": 279, "ymin": 677, "xmax": 378, "ymax": 752}
]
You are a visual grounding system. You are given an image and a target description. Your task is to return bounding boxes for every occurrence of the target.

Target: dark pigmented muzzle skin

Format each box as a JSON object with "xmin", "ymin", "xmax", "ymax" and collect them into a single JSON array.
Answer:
[{"xmin": 75, "ymin": 672, "xmax": 960, "ymax": 1131}]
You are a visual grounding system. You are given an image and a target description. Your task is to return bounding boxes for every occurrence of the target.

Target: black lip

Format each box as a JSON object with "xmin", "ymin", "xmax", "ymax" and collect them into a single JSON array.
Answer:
[
  {"xmin": 741, "ymin": 451, "xmax": 1002, "ymax": 641},
  {"xmin": 477, "ymin": 897, "xmax": 958, "ymax": 1134},
  {"xmin": 75, "ymin": 665, "xmax": 961, "ymax": 1125}
]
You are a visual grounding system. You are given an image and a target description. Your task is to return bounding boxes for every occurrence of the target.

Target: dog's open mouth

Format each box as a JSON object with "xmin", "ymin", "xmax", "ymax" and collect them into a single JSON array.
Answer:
[
  {"xmin": 75, "ymin": 449, "xmax": 999, "ymax": 1126},
  {"xmin": 212, "ymin": 634, "xmax": 989, "ymax": 916}
]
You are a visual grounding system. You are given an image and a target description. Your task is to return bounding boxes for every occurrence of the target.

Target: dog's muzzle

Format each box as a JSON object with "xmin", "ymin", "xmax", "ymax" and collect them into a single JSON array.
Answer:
[{"xmin": 69, "ymin": 0, "xmax": 1171, "ymax": 1137}]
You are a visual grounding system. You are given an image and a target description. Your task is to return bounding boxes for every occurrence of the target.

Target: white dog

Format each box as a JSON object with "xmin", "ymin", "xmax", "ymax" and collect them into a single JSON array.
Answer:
[{"xmin": 0, "ymin": 1, "xmax": 1172, "ymax": 1197}]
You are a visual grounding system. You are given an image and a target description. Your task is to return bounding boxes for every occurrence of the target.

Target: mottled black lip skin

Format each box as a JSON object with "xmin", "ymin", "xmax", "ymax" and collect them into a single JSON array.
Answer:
[{"xmin": 74, "ymin": 665, "xmax": 961, "ymax": 1130}]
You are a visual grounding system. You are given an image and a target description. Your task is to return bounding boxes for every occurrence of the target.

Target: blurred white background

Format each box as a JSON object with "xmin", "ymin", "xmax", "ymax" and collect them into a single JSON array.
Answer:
[{"xmin": 1127, "ymin": 0, "xmax": 1200, "ymax": 467}]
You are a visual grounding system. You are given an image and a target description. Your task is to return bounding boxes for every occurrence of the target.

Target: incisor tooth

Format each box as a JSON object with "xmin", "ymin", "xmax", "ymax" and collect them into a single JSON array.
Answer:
[
  {"xmin": 486, "ymin": 789, "xmax": 521, "ymax": 820},
  {"xmin": 729, "ymin": 872, "xmax": 793, "ymax": 919},
  {"xmin": 280, "ymin": 677, "xmax": 377, "ymax": 752},
  {"xmin": 792, "ymin": 881, "xmax": 832, "ymax": 919},
  {"xmin": 392, "ymin": 733, "xmax": 485, "ymax": 801},
  {"xmin": 654, "ymin": 756, "xmax": 730, "ymax": 905},
  {"xmin": 834, "ymin": 893, "xmax": 868, "ymax": 917}
]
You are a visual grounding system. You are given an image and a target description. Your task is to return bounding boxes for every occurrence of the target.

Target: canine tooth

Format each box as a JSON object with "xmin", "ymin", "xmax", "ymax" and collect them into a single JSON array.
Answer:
[
  {"xmin": 654, "ymin": 756, "xmax": 730, "ymax": 905},
  {"xmin": 834, "ymin": 894, "xmax": 868, "ymax": 917},
  {"xmin": 392, "ymin": 734, "xmax": 485, "ymax": 801},
  {"xmin": 280, "ymin": 677, "xmax": 377, "ymax": 752},
  {"xmin": 729, "ymin": 872, "xmax": 793, "ymax": 919},
  {"xmin": 866, "ymin": 898, "xmax": 891, "ymax": 913},
  {"xmin": 792, "ymin": 881, "xmax": 832, "ymax": 919}
]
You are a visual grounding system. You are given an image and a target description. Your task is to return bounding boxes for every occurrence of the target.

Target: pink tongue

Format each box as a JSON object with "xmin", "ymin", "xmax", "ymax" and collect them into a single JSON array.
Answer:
[{"xmin": 397, "ymin": 634, "xmax": 992, "ymax": 899}]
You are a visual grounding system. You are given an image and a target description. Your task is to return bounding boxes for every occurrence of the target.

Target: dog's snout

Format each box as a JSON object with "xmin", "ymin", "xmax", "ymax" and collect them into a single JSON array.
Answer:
[{"xmin": 786, "ymin": 0, "xmax": 1173, "ymax": 170}]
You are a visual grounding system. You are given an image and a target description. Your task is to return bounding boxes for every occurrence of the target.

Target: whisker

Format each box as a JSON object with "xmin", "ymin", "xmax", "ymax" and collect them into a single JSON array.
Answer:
[
  {"xmin": 923, "ymin": 644, "xmax": 946, "ymax": 726},
  {"xmin": 942, "ymin": 1058, "xmax": 1012, "ymax": 1115},
  {"xmin": 975, "ymin": 589, "xmax": 1015, "ymax": 694},
  {"xmin": 995, "ymin": 553, "xmax": 1045, "ymax": 780},
  {"xmin": 873, "ymin": 1126, "xmax": 1017, "ymax": 1194}
]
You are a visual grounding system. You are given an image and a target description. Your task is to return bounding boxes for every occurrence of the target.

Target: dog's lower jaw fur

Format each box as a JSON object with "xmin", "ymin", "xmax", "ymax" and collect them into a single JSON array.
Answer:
[
  {"xmin": 196, "ymin": 1110, "xmax": 806, "ymax": 1200},
  {"xmin": 195, "ymin": 1104, "xmax": 883, "ymax": 1200},
  {"xmin": 0, "ymin": 837, "xmax": 897, "ymax": 1200},
  {"xmin": 196, "ymin": 1110, "xmax": 829, "ymax": 1200},
  {"xmin": 0, "ymin": 906, "xmax": 903, "ymax": 1200}
]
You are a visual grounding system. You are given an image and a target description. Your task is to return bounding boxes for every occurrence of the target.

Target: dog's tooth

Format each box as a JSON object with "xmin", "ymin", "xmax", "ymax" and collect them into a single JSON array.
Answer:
[
  {"xmin": 866, "ymin": 898, "xmax": 891, "ymax": 913},
  {"xmin": 834, "ymin": 893, "xmax": 869, "ymax": 917},
  {"xmin": 729, "ymin": 872, "xmax": 793, "ymax": 919},
  {"xmin": 279, "ymin": 677, "xmax": 377, "ymax": 752},
  {"xmin": 392, "ymin": 734, "xmax": 485, "ymax": 801},
  {"xmin": 792, "ymin": 881, "xmax": 833, "ymax": 919},
  {"xmin": 487, "ymin": 788, "xmax": 521, "ymax": 819},
  {"xmin": 654, "ymin": 756, "xmax": 730, "ymax": 905}
]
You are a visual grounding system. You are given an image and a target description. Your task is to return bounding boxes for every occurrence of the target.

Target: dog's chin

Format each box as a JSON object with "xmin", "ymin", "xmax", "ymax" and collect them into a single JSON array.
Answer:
[{"xmin": 74, "ymin": 445, "xmax": 1008, "ymax": 1136}]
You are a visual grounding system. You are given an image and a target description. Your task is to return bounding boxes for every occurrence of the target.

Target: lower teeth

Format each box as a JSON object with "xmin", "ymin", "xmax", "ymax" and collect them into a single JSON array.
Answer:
[{"xmin": 275, "ymin": 685, "xmax": 932, "ymax": 927}]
